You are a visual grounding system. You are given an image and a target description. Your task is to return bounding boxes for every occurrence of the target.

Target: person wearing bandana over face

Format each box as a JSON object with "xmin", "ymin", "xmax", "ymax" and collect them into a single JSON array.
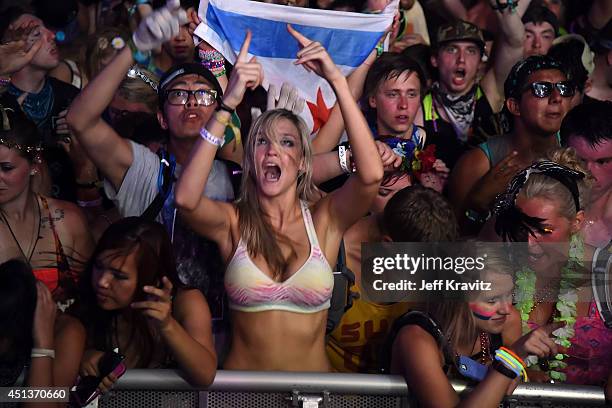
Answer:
[
  {"xmin": 493, "ymin": 150, "xmax": 612, "ymax": 385},
  {"xmin": 415, "ymin": 2, "xmax": 531, "ymax": 170},
  {"xmin": 449, "ymin": 55, "xmax": 574, "ymax": 235}
]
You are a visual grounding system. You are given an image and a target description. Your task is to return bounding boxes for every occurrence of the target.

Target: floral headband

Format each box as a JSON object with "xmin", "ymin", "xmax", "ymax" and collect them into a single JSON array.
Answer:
[
  {"xmin": 382, "ymin": 137, "xmax": 437, "ymax": 180},
  {"xmin": 493, "ymin": 161, "xmax": 585, "ymax": 242}
]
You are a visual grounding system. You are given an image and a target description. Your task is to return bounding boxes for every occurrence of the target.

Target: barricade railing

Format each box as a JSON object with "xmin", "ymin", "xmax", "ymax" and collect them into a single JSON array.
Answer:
[{"xmin": 98, "ymin": 369, "xmax": 608, "ymax": 408}]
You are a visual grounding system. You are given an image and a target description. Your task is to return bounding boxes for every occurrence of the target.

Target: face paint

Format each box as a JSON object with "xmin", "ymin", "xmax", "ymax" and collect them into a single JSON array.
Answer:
[{"xmin": 469, "ymin": 303, "xmax": 495, "ymax": 320}]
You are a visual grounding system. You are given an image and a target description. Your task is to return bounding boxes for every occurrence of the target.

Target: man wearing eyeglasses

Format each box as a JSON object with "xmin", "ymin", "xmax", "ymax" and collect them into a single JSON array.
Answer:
[
  {"xmin": 448, "ymin": 55, "xmax": 574, "ymax": 235},
  {"xmin": 67, "ymin": 1, "xmax": 236, "ymax": 352}
]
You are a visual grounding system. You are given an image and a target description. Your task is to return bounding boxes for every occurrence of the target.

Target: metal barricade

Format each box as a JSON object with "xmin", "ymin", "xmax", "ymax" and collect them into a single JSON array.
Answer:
[{"xmin": 98, "ymin": 370, "xmax": 608, "ymax": 408}]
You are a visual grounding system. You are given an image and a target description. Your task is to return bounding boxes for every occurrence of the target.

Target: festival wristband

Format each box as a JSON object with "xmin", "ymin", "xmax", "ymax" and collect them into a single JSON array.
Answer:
[
  {"xmin": 200, "ymin": 127, "xmax": 224, "ymax": 148},
  {"xmin": 77, "ymin": 198, "xmax": 103, "ymax": 208},
  {"xmin": 31, "ymin": 348, "xmax": 55, "ymax": 359},
  {"xmin": 338, "ymin": 146, "xmax": 350, "ymax": 174},
  {"xmin": 495, "ymin": 349, "xmax": 527, "ymax": 381}
]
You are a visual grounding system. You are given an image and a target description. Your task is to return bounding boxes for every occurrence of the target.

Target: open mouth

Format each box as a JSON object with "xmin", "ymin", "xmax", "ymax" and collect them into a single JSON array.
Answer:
[
  {"xmin": 263, "ymin": 164, "xmax": 281, "ymax": 182},
  {"xmin": 396, "ymin": 115, "xmax": 409, "ymax": 122},
  {"xmin": 452, "ymin": 68, "xmax": 467, "ymax": 85},
  {"xmin": 183, "ymin": 111, "xmax": 201, "ymax": 121}
]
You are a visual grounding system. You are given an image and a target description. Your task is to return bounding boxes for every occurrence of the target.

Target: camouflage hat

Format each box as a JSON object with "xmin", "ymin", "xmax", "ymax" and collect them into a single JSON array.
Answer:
[{"xmin": 436, "ymin": 20, "xmax": 485, "ymax": 53}]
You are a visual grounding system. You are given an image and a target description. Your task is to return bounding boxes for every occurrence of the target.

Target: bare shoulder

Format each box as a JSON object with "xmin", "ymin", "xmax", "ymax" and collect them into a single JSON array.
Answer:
[
  {"xmin": 395, "ymin": 323, "xmax": 438, "ymax": 350},
  {"xmin": 42, "ymin": 196, "xmax": 88, "ymax": 229}
]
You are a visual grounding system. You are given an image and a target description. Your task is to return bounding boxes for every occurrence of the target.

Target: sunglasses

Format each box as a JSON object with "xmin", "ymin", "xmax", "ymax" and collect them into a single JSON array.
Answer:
[
  {"xmin": 523, "ymin": 81, "xmax": 575, "ymax": 98},
  {"xmin": 164, "ymin": 89, "xmax": 218, "ymax": 106}
]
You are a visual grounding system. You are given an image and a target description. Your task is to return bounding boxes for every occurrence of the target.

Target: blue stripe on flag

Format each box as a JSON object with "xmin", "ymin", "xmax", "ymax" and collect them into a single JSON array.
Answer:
[{"xmin": 206, "ymin": 5, "xmax": 383, "ymax": 67}]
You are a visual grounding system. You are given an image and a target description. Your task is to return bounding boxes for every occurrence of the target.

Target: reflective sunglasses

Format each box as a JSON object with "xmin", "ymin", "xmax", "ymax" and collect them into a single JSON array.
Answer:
[
  {"xmin": 523, "ymin": 81, "xmax": 575, "ymax": 98},
  {"xmin": 164, "ymin": 89, "xmax": 218, "ymax": 106}
]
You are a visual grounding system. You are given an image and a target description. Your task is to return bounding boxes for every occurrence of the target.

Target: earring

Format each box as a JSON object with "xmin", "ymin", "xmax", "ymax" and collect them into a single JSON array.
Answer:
[{"xmin": 30, "ymin": 169, "xmax": 38, "ymax": 176}]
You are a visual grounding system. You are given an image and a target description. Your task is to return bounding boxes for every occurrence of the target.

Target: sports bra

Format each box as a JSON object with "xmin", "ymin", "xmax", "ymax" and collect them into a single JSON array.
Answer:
[{"xmin": 225, "ymin": 201, "xmax": 334, "ymax": 314}]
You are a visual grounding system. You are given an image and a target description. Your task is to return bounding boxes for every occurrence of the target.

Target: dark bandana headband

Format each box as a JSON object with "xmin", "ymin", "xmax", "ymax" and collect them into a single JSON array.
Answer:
[{"xmin": 493, "ymin": 161, "xmax": 585, "ymax": 242}]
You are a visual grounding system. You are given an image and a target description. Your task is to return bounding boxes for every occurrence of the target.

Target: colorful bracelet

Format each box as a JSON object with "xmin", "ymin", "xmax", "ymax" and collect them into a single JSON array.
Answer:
[
  {"xmin": 499, "ymin": 347, "xmax": 526, "ymax": 368},
  {"xmin": 213, "ymin": 69, "xmax": 226, "ymax": 78},
  {"xmin": 495, "ymin": 348, "xmax": 528, "ymax": 381},
  {"xmin": 200, "ymin": 127, "xmax": 224, "ymax": 148}
]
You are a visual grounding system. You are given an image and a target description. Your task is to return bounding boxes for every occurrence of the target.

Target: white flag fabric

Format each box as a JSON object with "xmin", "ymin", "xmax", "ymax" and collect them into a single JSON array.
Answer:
[{"xmin": 195, "ymin": 0, "xmax": 397, "ymax": 134}]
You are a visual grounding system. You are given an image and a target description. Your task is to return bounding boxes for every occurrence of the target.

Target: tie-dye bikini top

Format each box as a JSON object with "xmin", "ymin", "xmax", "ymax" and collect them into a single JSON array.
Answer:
[{"xmin": 225, "ymin": 201, "xmax": 334, "ymax": 314}]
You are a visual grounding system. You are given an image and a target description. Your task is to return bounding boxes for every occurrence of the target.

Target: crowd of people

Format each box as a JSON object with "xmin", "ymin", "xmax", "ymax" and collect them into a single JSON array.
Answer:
[{"xmin": 0, "ymin": 0, "xmax": 610, "ymax": 406}]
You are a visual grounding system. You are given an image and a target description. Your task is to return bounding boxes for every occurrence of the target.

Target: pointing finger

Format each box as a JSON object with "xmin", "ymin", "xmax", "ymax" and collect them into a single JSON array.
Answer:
[
  {"xmin": 287, "ymin": 24, "xmax": 311, "ymax": 47},
  {"xmin": 237, "ymin": 30, "xmax": 252, "ymax": 62}
]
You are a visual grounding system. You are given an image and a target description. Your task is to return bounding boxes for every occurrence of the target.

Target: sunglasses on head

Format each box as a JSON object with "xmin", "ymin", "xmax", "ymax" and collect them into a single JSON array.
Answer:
[{"xmin": 522, "ymin": 81, "xmax": 576, "ymax": 98}]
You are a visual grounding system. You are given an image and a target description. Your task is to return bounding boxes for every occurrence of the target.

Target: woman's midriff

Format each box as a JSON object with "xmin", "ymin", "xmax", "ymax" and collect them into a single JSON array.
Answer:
[{"xmin": 224, "ymin": 309, "xmax": 331, "ymax": 371}]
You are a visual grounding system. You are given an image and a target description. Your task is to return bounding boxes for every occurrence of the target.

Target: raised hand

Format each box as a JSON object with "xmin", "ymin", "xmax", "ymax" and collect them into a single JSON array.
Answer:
[
  {"xmin": 287, "ymin": 24, "xmax": 343, "ymax": 84},
  {"xmin": 132, "ymin": 0, "xmax": 188, "ymax": 52},
  {"xmin": 222, "ymin": 30, "xmax": 264, "ymax": 110},
  {"xmin": 470, "ymin": 151, "xmax": 522, "ymax": 212},
  {"xmin": 131, "ymin": 276, "xmax": 174, "ymax": 331},
  {"xmin": 0, "ymin": 23, "xmax": 43, "ymax": 76},
  {"xmin": 267, "ymin": 82, "xmax": 305, "ymax": 114}
]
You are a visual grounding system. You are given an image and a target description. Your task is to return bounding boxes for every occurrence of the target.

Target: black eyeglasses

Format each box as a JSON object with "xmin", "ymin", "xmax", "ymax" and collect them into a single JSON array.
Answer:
[
  {"xmin": 523, "ymin": 81, "xmax": 576, "ymax": 98},
  {"xmin": 164, "ymin": 89, "xmax": 218, "ymax": 106}
]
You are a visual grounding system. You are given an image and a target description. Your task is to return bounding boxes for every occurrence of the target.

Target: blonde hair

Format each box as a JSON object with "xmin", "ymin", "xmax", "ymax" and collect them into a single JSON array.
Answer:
[
  {"xmin": 426, "ymin": 242, "xmax": 514, "ymax": 354},
  {"xmin": 117, "ymin": 69, "xmax": 160, "ymax": 113},
  {"xmin": 521, "ymin": 147, "xmax": 593, "ymax": 220},
  {"xmin": 236, "ymin": 109, "xmax": 319, "ymax": 279}
]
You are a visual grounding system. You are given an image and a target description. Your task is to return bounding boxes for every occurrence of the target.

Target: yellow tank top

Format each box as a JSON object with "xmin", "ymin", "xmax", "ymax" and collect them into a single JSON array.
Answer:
[{"xmin": 326, "ymin": 285, "xmax": 409, "ymax": 373}]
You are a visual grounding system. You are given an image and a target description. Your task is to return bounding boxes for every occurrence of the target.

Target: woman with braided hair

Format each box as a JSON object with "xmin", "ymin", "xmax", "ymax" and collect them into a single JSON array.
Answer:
[{"xmin": 493, "ymin": 147, "xmax": 612, "ymax": 385}]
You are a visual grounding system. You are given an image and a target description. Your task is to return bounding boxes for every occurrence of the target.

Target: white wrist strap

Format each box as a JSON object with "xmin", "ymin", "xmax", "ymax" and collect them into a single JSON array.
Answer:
[
  {"xmin": 200, "ymin": 127, "xmax": 224, "ymax": 148},
  {"xmin": 338, "ymin": 146, "xmax": 350, "ymax": 174},
  {"xmin": 31, "ymin": 348, "xmax": 55, "ymax": 359}
]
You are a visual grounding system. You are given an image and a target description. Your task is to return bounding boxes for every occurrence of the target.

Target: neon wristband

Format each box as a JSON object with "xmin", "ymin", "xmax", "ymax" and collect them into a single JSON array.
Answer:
[{"xmin": 200, "ymin": 127, "xmax": 224, "ymax": 148}]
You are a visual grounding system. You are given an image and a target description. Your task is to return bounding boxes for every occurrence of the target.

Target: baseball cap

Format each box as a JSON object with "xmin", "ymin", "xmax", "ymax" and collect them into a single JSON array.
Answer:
[
  {"xmin": 158, "ymin": 63, "xmax": 223, "ymax": 106},
  {"xmin": 436, "ymin": 20, "xmax": 485, "ymax": 53}
]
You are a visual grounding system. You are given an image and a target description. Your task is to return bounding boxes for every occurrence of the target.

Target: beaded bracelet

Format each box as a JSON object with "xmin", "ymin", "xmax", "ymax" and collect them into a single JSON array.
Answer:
[{"xmin": 200, "ymin": 127, "xmax": 224, "ymax": 148}]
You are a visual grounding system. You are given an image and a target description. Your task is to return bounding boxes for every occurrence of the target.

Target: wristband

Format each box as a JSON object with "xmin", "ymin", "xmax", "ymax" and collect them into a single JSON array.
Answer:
[
  {"xmin": 127, "ymin": 37, "xmax": 151, "ymax": 65},
  {"xmin": 0, "ymin": 77, "xmax": 10, "ymax": 87},
  {"xmin": 31, "ymin": 348, "xmax": 55, "ymax": 359},
  {"xmin": 200, "ymin": 127, "xmax": 224, "ymax": 148},
  {"xmin": 214, "ymin": 69, "xmax": 227, "ymax": 78},
  {"xmin": 338, "ymin": 146, "xmax": 350, "ymax": 174},
  {"xmin": 491, "ymin": 359, "xmax": 517, "ymax": 379},
  {"xmin": 77, "ymin": 198, "xmax": 103, "ymax": 208},
  {"xmin": 215, "ymin": 101, "xmax": 235, "ymax": 114}
]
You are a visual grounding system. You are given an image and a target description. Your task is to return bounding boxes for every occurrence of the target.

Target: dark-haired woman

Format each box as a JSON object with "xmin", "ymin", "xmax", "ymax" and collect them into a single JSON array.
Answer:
[
  {"xmin": 73, "ymin": 217, "xmax": 216, "ymax": 387},
  {"xmin": 0, "ymin": 108, "xmax": 94, "ymax": 310},
  {"xmin": 0, "ymin": 259, "xmax": 84, "ymax": 400}
]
